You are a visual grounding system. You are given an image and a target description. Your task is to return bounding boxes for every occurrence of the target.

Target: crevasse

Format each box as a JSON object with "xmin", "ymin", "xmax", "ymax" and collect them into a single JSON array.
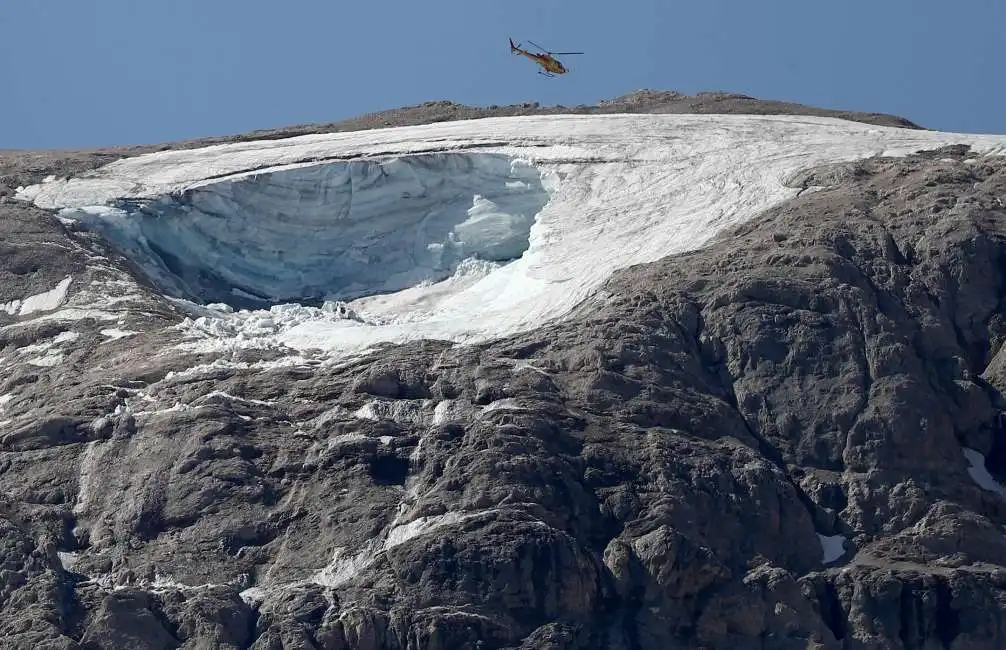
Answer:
[{"xmin": 62, "ymin": 153, "xmax": 550, "ymax": 308}]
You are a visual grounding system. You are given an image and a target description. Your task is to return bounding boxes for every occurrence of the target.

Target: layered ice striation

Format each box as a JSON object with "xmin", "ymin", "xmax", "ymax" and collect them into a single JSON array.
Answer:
[{"xmin": 63, "ymin": 153, "xmax": 549, "ymax": 307}]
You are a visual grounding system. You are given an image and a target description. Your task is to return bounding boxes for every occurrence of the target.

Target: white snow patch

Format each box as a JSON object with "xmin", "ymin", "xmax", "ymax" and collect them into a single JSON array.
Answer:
[
  {"xmin": 57, "ymin": 551, "xmax": 78, "ymax": 571},
  {"xmin": 196, "ymin": 390, "xmax": 274, "ymax": 407},
  {"xmin": 74, "ymin": 441, "xmax": 103, "ymax": 516},
  {"xmin": 963, "ymin": 447, "xmax": 1006, "ymax": 497},
  {"xmin": 14, "ymin": 330, "xmax": 79, "ymax": 367},
  {"xmin": 353, "ymin": 399, "xmax": 429, "ymax": 425},
  {"xmin": 240, "ymin": 586, "xmax": 267, "ymax": 605},
  {"xmin": 27, "ymin": 353, "xmax": 64, "ymax": 367},
  {"xmin": 100, "ymin": 328, "xmax": 138, "ymax": 340},
  {"xmin": 409, "ymin": 434, "xmax": 427, "ymax": 463},
  {"xmin": 17, "ymin": 341, "xmax": 52, "ymax": 356},
  {"xmin": 54, "ymin": 331, "xmax": 80, "ymax": 344},
  {"xmin": 150, "ymin": 574, "xmax": 226, "ymax": 593},
  {"xmin": 384, "ymin": 511, "xmax": 467, "ymax": 550},
  {"xmin": 14, "ymin": 183, "xmax": 42, "ymax": 203},
  {"xmin": 161, "ymin": 355, "xmax": 315, "ymax": 382},
  {"xmin": 512, "ymin": 360, "xmax": 551, "ymax": 375},
  {"xmin": 67, "ymin": 565, "xmax": 232, "ymax": 593},
  {"xmin": 148, "ymin": 402, "xmax": 206, "ymax": 416},
  {"xmin": 431, "ymin": 399, "xmax": 476, "ymax": 426},
  {"xmin": 1, "ymin": 276, "xmax": 72, "ymax": 316},
  {"xmin": 480, "ymin": 398, "xmax": 533, "ymax": 415},
  {"xmin": 817, "ymin": 533, "xmax": 847, "ymax": 564},
  {"xmin": 0, "ymin": 394, "xmax": 13, "ymax": 412},
  {"xmin": 19, "ymin": 340, "xmax": 54, "ymax": 356},
  {"xmin": 314, "ymin": 546, "xmax": 375, "ymax": 588},
  {"xmin": 12, "ymin": 307, "xmax": 118, "ymax": 325}
]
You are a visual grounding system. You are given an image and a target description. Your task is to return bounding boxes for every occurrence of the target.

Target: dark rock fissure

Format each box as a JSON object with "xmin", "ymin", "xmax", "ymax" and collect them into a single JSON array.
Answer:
[
  {"xmin": 934, "ymin": 579, "xmax": 961, "ymax": 647},
  {"xmin": 818, "ymin": 579, "xmax": 847, "ymax": 641},
  {"xmin": 369, "ymin": 454, "xmax": 410, "ymax": 486}
]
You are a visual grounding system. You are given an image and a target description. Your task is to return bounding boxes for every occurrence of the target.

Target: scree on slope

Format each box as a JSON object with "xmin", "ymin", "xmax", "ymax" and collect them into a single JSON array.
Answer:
[{"xmin": 18, "ymin": 114, "xmax": 1006, "ymax": 360}]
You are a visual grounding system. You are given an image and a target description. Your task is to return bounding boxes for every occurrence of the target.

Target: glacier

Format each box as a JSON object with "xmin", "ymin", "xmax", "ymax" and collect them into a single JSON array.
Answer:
[{"xmin": 18, "ymin": 113, "xmax": 1006, "ymax": 359}]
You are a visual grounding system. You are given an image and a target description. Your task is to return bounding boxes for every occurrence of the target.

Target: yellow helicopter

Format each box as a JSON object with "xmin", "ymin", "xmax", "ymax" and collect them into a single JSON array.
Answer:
[{"xmin": 509, "ymin": 38, "xmax": 583, "ymax": 77}]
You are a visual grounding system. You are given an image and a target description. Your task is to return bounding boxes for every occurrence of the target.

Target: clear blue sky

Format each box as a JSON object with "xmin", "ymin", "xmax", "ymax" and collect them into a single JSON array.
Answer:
[{"xmin": 3, "ymin": 0, "xmax": 1005, "ymax": 149}]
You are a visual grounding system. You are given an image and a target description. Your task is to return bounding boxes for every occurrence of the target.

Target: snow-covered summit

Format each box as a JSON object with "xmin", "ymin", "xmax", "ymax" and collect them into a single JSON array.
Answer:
[{"xmin": 16, "ymin": 113, "xmax": 1006, "ymax": 359}]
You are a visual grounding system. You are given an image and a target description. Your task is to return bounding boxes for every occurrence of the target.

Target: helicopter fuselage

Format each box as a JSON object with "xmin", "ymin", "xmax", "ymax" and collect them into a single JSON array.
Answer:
[
  {"xmin": 522, "ymin": 51, "xmax": 566, "ymax": 74},
  {"xmin": 509, "ymin": 39, "xmax": 576, "ymax": 76}
]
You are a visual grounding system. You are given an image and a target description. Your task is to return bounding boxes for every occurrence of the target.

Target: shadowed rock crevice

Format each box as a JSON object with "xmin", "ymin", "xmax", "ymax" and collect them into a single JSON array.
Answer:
[
  {"xmin": 934, "ymin": 579, "xmax": 961, "ymax": 647},
  {"xmin": 816, "ymin": 579, "xmax": 847, "ymax": 642},
  {"xmin": 368, "ymin": 454, "xmax": 410, "ymax": 486}
]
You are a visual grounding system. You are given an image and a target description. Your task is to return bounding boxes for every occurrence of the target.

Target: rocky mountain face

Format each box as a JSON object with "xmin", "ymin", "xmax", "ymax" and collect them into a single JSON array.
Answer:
[{"xmin": 2, "ymin": 94, "xmax": 1006, "ymax": 649}]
